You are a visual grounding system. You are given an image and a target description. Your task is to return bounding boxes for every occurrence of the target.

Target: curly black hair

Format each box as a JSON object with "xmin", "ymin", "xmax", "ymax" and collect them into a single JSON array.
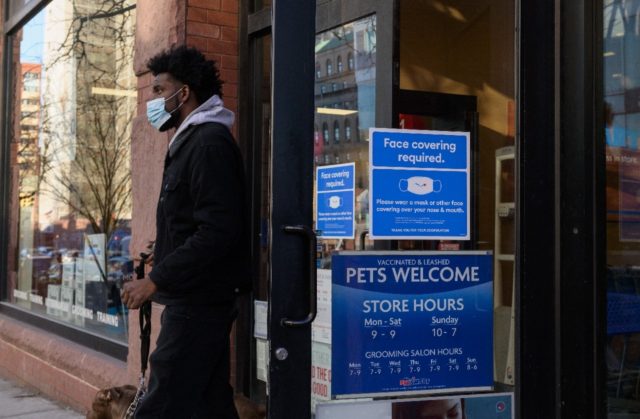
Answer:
[{"xmin": 147, "ymin": 45, "xmax": 223, "ymax": 104}]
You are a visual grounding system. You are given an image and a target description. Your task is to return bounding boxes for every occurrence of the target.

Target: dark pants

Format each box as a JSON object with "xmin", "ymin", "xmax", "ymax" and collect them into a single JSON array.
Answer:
[{"xmin": 135, "ymin": 304, "xmax": 239, "ymax": 419}]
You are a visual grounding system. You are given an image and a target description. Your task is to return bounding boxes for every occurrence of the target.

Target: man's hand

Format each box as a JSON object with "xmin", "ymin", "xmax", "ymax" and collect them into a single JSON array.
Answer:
[{"xmin": 121, "ymin": 277, "xmax": 157, "ymax": 309}]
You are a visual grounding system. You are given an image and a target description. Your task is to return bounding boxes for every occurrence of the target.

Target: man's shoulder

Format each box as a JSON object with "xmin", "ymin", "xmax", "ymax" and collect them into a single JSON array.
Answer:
[
  {"xmin": 187, "ymin": 123, "xmax": 241, "ymax": 162},
  {"xmin": 192, "ymin": 122, "xmax": 234, "ymax": 144}
]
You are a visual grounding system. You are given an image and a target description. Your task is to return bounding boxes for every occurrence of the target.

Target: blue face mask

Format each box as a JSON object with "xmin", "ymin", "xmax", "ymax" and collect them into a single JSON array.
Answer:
[{"xmin": 146, "ymin": 87, "xmax": 185, "ymax": 131}]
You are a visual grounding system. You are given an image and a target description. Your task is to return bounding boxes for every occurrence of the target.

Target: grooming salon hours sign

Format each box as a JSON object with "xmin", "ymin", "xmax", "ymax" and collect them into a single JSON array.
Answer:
[
  {"xmin": 332, "ymin": 251, "xmax": 493, "ymax": 398},
  {"xmin": 369, "ymin": 128, "xmax": 470, "ymax": 239}
]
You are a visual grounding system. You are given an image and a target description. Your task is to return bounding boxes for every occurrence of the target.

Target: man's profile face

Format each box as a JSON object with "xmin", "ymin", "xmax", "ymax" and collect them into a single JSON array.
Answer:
[
  {"xmin": 152, "ymin": 73, "xmax": 180, "ymax": 100},
  {"xmin": 151, "ymin": 72, "xmax": 184, "ymax": 130},
  {"xmin": 416, "ymin": 398, "xmax": 463, "ymax": 419}
]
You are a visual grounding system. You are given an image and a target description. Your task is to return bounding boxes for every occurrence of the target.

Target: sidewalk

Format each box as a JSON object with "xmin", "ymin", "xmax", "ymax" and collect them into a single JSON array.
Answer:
[{"xmin": 0, "ymin": 376, "xmax": 84, "ymax": 418}]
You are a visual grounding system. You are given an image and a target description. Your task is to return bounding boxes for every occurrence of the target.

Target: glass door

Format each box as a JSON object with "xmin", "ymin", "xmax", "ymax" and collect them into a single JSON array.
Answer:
[
  {"xmin": 247, "ymin": 1, "xmax": 516, "ymax": 417},
  {"xmin": 604, "ymin": 1, "xmax": 640, "ymax": 416},
  {"xmin": 244, "ymin": 2, "xmax": 395, "ymax": 418}
]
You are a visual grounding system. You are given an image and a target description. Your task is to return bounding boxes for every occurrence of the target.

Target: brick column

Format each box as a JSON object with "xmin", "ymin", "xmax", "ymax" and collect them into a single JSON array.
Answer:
[{"xmin": 186, "ymin": 0, "xmax": 239, "ymax": 134}]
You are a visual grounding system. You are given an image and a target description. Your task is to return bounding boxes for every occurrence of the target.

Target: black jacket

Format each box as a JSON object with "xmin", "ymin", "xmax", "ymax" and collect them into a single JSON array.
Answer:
[{"xmin": 149, "ymin": 122, "xmax": 247, "ymax": 305}]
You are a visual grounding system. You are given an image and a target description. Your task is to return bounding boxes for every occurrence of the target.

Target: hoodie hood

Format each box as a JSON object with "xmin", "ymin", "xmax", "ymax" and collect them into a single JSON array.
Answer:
[{"xmin": 168, "ymin": 94, "xmax": 234, "ymax": 151}]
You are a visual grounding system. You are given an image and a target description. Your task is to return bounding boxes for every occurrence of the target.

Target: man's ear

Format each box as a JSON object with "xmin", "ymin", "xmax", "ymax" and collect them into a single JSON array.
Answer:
[{"xmin": 182, "ymin": 85, "xmax": 192, "ymax": 103}]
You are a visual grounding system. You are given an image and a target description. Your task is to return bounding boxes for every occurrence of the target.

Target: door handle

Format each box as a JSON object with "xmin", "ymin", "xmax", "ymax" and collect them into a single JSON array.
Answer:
[{"xmin": 281, "ymin": 225, "xmax": 317, "ymax": 327}]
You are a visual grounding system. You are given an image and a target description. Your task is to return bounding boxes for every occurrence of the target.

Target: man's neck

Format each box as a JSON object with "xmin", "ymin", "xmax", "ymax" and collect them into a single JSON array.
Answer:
[{"xmin": 175, "ymin": 102, "xmax": 199, "ymax": 129}]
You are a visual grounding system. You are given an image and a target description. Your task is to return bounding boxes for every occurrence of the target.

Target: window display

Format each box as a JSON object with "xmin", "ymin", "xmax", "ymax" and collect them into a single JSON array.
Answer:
[{"xmin": 7, "ymin": 0, "xmax": 137, "ymax": 342}]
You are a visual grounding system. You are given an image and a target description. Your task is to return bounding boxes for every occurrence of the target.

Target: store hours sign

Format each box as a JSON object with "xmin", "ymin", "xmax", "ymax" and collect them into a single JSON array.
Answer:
[{"xmin": 331, "ymin": 251, "xmax": 493, "ymax": 398}]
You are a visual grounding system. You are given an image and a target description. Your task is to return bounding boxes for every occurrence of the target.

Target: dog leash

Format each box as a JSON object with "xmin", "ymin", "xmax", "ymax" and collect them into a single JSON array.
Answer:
[{"xmin": 123, "ymin": 252, "xmax": 152, "ymax": 419}]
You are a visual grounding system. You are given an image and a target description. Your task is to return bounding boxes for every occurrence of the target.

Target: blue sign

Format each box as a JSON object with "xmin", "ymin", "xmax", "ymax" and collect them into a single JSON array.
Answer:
[
  {"xmin": 369, "ymin": 128, "xmax": 470, "ymax": 239},
  {"xmin": 331, "ymin": 251, "xmax": 493, "ymax": 398},
  {"xmin": 316, "ymin": 163, "xmax": 355, "ymax": 238},
  {"xmin": 371, "ymin": 130, "xmax": 468, "ymax": 170}
]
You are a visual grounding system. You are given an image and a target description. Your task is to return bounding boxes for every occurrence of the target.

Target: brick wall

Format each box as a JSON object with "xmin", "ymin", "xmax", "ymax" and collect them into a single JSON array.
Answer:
[{"xmin": 186, "ymin": 0, "xmax": 239, "ymax": 135}]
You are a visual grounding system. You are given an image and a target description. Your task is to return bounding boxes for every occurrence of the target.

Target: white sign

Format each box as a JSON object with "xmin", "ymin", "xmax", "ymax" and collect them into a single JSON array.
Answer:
[
  {"xmin": 312, "ymin": 269, "xmax": 332, "ymax": 344},
  {"xmin": 312, "ymin": 342, "xmax": 332, "ymax": 413},
  {"xmin": 254, "ymin": 300, "xmax": 268, "ymax": 339}
]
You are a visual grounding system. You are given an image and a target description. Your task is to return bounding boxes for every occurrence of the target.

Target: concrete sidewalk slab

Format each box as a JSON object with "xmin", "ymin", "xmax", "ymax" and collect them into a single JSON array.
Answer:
[{"xmin": 0, "ymin": 376, "xmax": 84, "ymax": 418}]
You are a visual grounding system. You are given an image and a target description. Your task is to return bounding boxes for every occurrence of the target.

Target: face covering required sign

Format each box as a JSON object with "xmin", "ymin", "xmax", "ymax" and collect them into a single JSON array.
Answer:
[{"xmin": 369, "ymin": 128, "xmax": 471, "ymax": 239}]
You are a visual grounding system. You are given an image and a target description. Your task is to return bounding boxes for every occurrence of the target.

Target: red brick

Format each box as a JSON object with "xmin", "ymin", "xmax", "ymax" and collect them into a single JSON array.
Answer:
[
  {"xmin": 224, "ymin": 96, "xmax": 238, "ymax": 112},
  {"xmin": 207, "ymin": 10, "xmax": 238, "ymax": 27},
  {"xmin": 212, "ymin": 54, "xmax": 223, "ymax": 63},
  {"xmin": 187, "ymin": 6, "xmax": 207, "ymax": 22},
  {"xmin": 203, "ymin": 53, "xmax": 223, "ymax": 65},
  {"xmin": 188, "ymin": 0, "xmax": 221, "ymax": 9},
  {"xmin": 221, "ymin": 26, "xmax": 238, "ymax": 42},
  {"xmin": 187, "ymin": 21, "xmax": 221, "ymax": 38},
  {"xmin": 187, "ymin": 36, "xmax": 209, "ymax": 52},
  {"xmin": 221, "ymin": 0, "xmax": 238, "ymax": 13},
  {"xmin": 207, "ymin": 39, "xmax": 238, "ymax": 56},
  {"xmin": 223, "ymin": 82, "xmax": 237, "ymax": 98},
  {"xmin": 221, "ymin": 54, "xmax": 238, "ymax": 70},
  {"xmin": 220, "ymin": 68, "xmax": 238, "ymax": 84}
]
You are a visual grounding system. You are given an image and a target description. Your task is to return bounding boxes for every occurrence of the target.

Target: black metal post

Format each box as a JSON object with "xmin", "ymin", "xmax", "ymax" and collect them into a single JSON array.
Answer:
[{"xmin": 269, "ymin": 1, "xmax": 316, "ymax": 418}]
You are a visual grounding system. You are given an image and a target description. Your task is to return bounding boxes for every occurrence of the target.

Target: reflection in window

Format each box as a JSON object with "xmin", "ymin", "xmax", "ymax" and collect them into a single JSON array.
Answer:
[
  {"xmin": 314, "ymin": 15, "xmax": 376, "ymax": 269},
  {"xmin": 322, "ymin": 122, "xmax": 329, "ymax": 144},
  {"xmin": 604, "ymin": 0, "xmax": 640, "ymax": 415},
  {"xmin": 316, "ymin": 62, "xmax": 321, "ymax": 79},
  {"xmin": 8, "ymin": 0, "xmax": 136, "ymax": 343}
]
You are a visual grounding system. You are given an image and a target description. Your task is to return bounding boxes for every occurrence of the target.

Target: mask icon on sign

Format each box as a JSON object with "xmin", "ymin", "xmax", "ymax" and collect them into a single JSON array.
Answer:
[
  {"xmin": 327, "ymin": 196, "xmax": 343, "ymax": 209},
  {"xmin": 398, "ymin": 176, "xmax": 442, "ymax": 195}
]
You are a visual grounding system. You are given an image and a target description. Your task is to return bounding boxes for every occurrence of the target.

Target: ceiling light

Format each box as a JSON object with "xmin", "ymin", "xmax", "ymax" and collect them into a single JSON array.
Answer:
[
  {"xmin": 91, "ymin": 87, "xmax": 136, "ymax": 98},
  {"xmin": 316, "ymin": 107, "xmax": 358, "ymax": 116}
]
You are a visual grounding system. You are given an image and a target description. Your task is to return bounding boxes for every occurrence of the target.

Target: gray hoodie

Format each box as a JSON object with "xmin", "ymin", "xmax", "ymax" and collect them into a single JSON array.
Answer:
[{"xmin": 168, "ymin": 94, "xmax": 235, "ymax": 155}]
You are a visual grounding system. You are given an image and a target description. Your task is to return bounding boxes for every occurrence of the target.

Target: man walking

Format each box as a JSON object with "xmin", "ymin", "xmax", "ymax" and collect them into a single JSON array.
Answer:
[{"xmin": 122, "ymin": 45, "xmax": 245, "ymax": 419}]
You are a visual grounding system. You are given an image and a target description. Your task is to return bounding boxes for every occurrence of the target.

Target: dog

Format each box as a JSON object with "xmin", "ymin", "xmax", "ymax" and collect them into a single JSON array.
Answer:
[
  {"xmin": 86, "ymin": 385, "xmax": 137, "ymax": 419},
  {"xmin": 87, "ymin": 386, "xmax": 265, "ymax": 419}
]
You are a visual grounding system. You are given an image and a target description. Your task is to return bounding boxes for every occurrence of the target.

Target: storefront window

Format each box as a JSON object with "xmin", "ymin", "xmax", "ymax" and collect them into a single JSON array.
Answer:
[
  {"xmin": 604, "ymin": 0, "xmax": 640, "ymax": 414},
  {"xmin": 314, "ymin": 14, "xmax": 376, "ymax": 253},
  {"xmin": 395, "ymin": 0, "xmax": 516, "ymax": 391},
  {"xmin": 6, "ymin": 0, "xmax": 136, "ymax": 343}
]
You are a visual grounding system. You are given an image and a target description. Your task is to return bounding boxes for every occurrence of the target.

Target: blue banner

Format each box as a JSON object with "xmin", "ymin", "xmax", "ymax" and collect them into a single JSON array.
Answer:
[
  {"xmin": 371, "ymin": 130, "xmax": 468, "ymax": 170},
  {"xmin": 371, "ymin": 169, "xmax": 468, "ymax": 238},
  {"xmin": 331, "ymin": 252, "xmax": 493, "ymax": 397},
  {"xmin": 369, "ymin": 128, "xmax": 470, "ymax": 240},
  {"xmin": 316, "ymin": 163, "xmax": 355, "ymax": 238}
]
